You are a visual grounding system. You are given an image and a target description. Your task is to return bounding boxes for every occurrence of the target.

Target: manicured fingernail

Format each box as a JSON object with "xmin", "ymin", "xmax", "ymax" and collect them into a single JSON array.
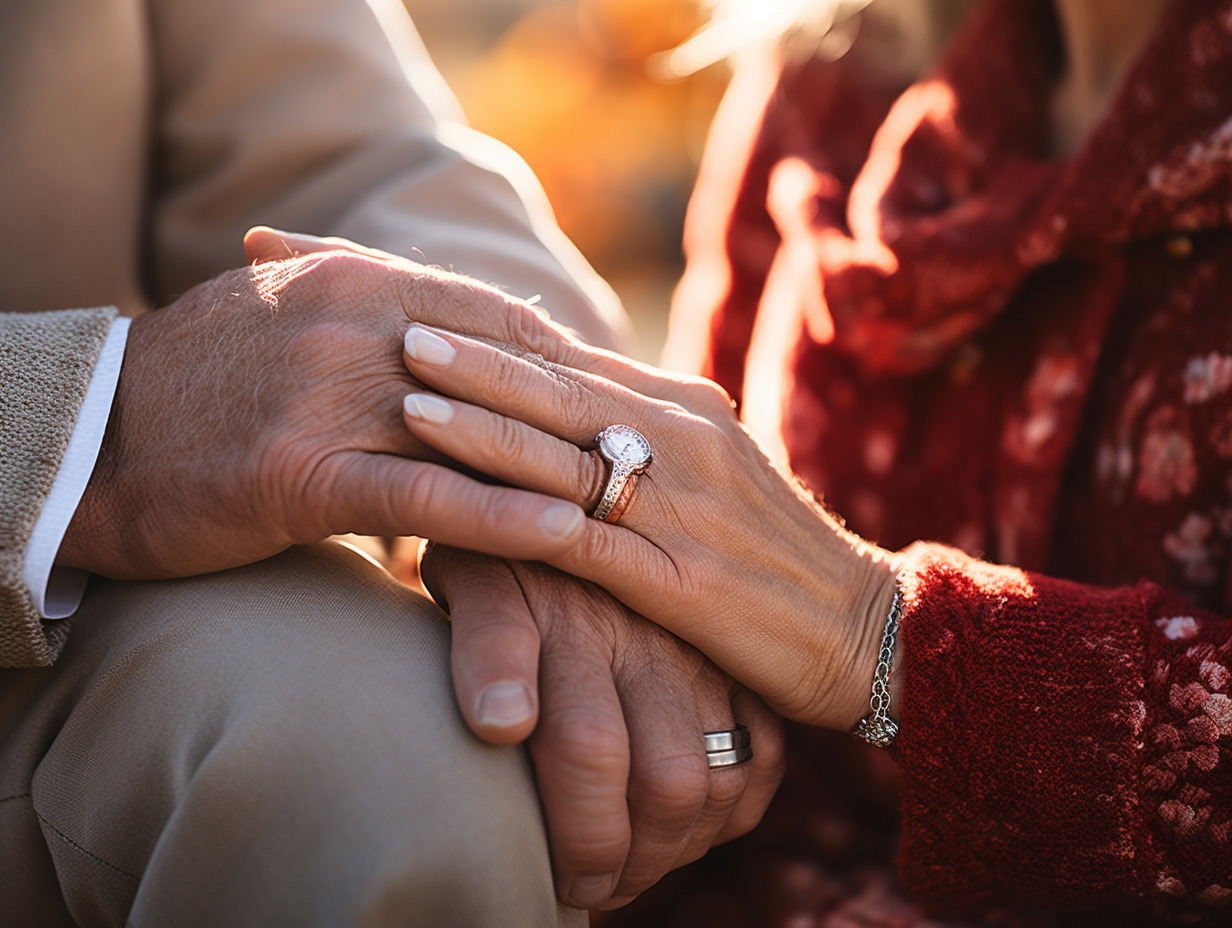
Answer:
[
  {"xmin": 539, "ymin": 502, "xmax": 583, "ymax": 539},
  {"xmin": 403, "ymin": 393, "xmax": 454, "ymax": 424},
  {"xmin": 476, "ymin": 682, "xmax": 534, "ymax": 727},
  {"xmin": 404, "ymin": 325, "xmax": 455, "ymax": 366},
  {"xmin": 570, "ymin": 874, "xmax": 613, "ymax": 907}
]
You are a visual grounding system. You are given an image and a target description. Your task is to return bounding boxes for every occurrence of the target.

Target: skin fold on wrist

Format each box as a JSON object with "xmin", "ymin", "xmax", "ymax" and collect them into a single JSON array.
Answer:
[{"xmin": 845, "ymin": 543, "xmax": 902, "ymax": 732}]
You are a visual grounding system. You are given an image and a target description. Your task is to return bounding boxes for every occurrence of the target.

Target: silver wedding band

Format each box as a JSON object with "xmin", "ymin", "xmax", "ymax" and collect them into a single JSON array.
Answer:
[
  {"xmin": 704, "ymin": 724, "xmax": 753, "ymax": 769},
  {"xmin": 707, "ymin": 747, "xmax": 754, "ymax": 768},
  {"xmin": 703, "ymin": 726, "xmax": 751, "ymax": 753}
]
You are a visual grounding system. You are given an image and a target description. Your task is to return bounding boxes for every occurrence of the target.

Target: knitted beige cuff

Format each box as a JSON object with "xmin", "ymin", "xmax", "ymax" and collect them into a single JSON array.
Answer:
[{"xmin": 1, "ymin": 307, "xmax": 118, "ymax": 666}]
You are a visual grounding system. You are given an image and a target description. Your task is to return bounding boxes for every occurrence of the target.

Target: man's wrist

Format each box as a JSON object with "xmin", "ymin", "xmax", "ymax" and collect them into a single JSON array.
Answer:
[{"xmin": 23, "ymin": 315, "xmax": 130, "ymax": 616}]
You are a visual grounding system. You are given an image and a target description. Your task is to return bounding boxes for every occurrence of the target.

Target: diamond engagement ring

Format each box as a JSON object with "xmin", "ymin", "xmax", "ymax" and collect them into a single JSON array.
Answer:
[{"xmin": 591, "ymin": 425, "xmax": 653, "ymax": 523}]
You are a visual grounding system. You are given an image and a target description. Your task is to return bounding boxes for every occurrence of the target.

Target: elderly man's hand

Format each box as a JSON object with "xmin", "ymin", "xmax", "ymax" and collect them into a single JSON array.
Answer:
[
  {"xmin": 421, "ymin": 545, "xmax": 785, "ymax": 910},
  {"xmin": 56, "ymin": 230, "xmax": 590, "ymax": 580}
]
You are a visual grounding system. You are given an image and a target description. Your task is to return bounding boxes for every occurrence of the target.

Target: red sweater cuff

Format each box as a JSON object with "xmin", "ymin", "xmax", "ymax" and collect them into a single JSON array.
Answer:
[{"xmin": 892, "ymin": 542, "xmax": 1212, "ymax": 914}]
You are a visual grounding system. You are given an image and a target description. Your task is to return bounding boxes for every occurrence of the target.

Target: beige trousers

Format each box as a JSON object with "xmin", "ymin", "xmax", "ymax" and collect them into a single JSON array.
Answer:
[{"xmin": 0, "ymin": 543, "xmax": 581, "ymax": 928}]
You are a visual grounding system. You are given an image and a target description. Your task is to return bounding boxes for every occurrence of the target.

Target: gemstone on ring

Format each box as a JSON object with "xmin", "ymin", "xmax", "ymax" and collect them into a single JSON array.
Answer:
[
  {"xmin": 597, "ymin": 424, "xmax": 652, "ymax": 468},
  {"xmin": 591, "ymin": 425, "xmax": 652, "ymax": 522}
]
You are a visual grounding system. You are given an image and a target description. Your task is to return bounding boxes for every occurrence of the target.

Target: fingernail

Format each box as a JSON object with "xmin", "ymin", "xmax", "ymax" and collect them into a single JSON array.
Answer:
[
  {"xmin": 403, "ymin": 393, "xmax": 454, "ymax": 424},
  {"xmin": 476, "ymin": 682, "xmax": 534, "ymax": 727},
  {"xmin": 570, "ymin": 874, "xmax": 613, "ymax": 907},
  {"xmin": 404, "ymin": 325, "xmax": 455, "ymax": 366},
  {"xmin": 539, "ymin": 502, "xmax": 583, "ymax": 540}
]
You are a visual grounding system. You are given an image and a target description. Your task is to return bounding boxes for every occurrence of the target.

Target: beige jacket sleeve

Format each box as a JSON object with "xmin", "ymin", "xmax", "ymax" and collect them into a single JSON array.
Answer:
[
  {"xmin": 1, "ymin": 0, "xmax": 627, "ymax": 666},
  {"xmin": 148, "ymin": 0, "xmax": 626, "ymax": 345},
  {"xmin": 0, "ymin": 308, "xmax": 117, "ymax": 666}
]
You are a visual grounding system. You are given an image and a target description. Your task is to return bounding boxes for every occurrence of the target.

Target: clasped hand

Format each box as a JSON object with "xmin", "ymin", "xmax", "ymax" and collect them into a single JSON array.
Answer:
[
  {"xmin": 396, "ymin": 316, "xmax": 900, "ymax": 733},
  {"xmin": 59, "ymin": 229, "xmax": 588, "ymax": 579},
  {"xmin": 59, "ymin": 230, "xmax": 786, "ymax": 909}
]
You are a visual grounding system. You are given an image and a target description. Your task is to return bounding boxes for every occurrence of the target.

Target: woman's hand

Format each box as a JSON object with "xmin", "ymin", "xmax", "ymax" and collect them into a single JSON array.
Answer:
[{"xmin": 397, "ymin": 322, "xmax": 899, "ymax": 731}]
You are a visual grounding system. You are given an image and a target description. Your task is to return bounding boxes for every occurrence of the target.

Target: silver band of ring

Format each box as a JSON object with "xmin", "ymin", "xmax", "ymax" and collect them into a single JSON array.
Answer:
[
  {"xmin": 592, "ymin": 461, "xmax": 635, "ymax": 522},
  {"xmin": 703, "ymin": 725, "xmax": 751, "ymax": 753},
  {"xmin": 707, "ymin": 746, "xmax": 754, "ymax": 769},
  {"xmin": 704, "ymin": 725, "xmax": 753, "ymax": 768}
]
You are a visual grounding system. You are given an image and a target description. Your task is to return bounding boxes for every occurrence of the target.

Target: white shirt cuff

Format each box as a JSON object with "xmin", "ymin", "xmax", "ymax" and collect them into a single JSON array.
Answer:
[{"xmin": 22, "ymin": 316, "xmax": 131, "ymax": 619}]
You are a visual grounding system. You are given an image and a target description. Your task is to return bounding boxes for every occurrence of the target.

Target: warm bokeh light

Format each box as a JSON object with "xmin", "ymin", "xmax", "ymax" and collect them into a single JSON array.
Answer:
[{"xmin": 404, "ymin": 0, "xmax": 728, "ymax": 360}]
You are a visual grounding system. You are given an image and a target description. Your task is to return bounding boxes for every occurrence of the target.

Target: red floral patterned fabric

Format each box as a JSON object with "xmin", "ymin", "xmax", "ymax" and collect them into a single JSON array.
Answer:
[{"xmin": 609, "ymin": 0, "xmax": 1232, "ymax": 924}]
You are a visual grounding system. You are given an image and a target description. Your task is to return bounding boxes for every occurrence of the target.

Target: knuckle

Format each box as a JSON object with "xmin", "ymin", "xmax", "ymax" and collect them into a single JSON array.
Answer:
[
  {"xmin": 458, "ymin": 594, "xmax": 534, "ymax": 635},
  {"xmin": 303, "ymin": 249, "xmax": 349, "ymax": 284},
  {"xmin": 255, "ymin": 428, "xmax": 313, "ymax": 485},
  {"xmin": 395, "ymin": 268, "xmax": 479, "ymax": 328},
  {"xmin": 398, "ymin": 463, "xmax": 449, "ymax": 525},
  {"xmin": 464, "ymin": 605, "xmax": 539, "ymax": 652},
  {"xmin": 575, "ymin": 521, "xmax": 623, "ymax": 569},
  {"xmin": 414, "ymin": 269, "xmax": 508, "ymax": 329},
  {"xmin": 244, "ymin": 252, "xmax": 379, "ymax": 321},
  {"xmin": 683, "ymin": 375, "xmax": 737, "ymax": 417},
  {"xmin": 506, "ymin": 298, "xmax": 581, "ymax": 363},
  {"xmin": 292, "ymin": 250, "xmax": 366, "ymax": 301},
  {"xmin": 257, "ymin": 437, "xmax": 337, "ymax": 541},
  {"xmin": 722, "ymin": 777, "xmax": 778, "ymax": 838},
  {"xmin": 546, "ymin": 709, "xmax": 628, "ymax": 773},
  {"xmin": 704, "ymin": 764, "xmax": 749, "ymax": 810},
  {"xmin": 650, "ymin": 550, "xmax": 708, "ymax": 618},
  {"xmin": 507, "ymin": 300, "xmax": 554, "ymax": 352},
  {"xmin": 546, "ymin": 371, "xmax": 591, "ymax": 424},
  {"xmin": 487, "ymin": 348, "xmax": 528, "ymax": 401},
  {"xmin": 419, "ymin": 471, "xmax": 507, "ymax": 540},
  {"xmin": 488, "ymin": 413, "xmax": 527, "ymax": 464},
  {"xmin": 391, "ymin": 272, "xmax": 431, "ymax": 324},
  {"xmin": 630, "ymin": 751, "xmax": 711, "ymax": 822},
  {"xmin": 553, "ymin": 832, "xmax": 628, "ymax": 880},
  {"xmin": 473, "ymin": 485, "xmax": 533, "ymax": 540},
  {"xmin": 533, "ymin": 711, "xmax": 631, "ymax": 865}
]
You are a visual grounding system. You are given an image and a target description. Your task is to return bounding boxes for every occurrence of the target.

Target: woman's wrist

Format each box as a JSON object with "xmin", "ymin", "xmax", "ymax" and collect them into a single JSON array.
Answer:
[
  {"xmin": 851, "ymin": 580, "xmax": 905, "ymax": 747},
  {"xmin": 828, "ymin": 536, "xmax": 901, "ymax": 733}
]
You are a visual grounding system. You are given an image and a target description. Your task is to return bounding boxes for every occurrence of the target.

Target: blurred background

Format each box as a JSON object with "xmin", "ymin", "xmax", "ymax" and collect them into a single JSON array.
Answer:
[
  {"xmin": 398, "ymin": 0, "xmax": 973, "ymax": 362},
  {"xmin": 402, "ymin": 0, "xmax": 728, "ymax": 362}
]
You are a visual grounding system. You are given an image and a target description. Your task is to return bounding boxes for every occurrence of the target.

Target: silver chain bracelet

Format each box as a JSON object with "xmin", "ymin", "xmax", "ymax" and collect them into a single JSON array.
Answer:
[{"xmin": 852, "ymin": 585, "xmax": 904, "ymax": 748}]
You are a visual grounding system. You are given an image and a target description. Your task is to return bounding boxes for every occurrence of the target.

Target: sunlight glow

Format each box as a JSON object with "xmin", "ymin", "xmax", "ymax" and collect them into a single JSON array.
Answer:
[{"xmin": 655, "ymin": 0, "xmax": 873, "ymax": 76}]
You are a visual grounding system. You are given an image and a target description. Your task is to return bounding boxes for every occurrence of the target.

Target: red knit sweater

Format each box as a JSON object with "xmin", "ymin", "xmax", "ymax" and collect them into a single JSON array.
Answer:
[{"xmin": 613, "ymin": 0, "xmax": 1232, "ymax": 924}]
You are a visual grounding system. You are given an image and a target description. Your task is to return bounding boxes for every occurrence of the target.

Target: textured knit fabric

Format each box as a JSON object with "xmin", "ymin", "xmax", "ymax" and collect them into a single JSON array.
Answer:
[
  {"xmin": 895, "ymin": 543, "xmax": 1232, "ymax": 915},
  {"xmin": 0, "ymin": 309, "xmax": 116, "ymax": 666},
  {"xmin": 612, "ymin": 0, "xmax": 1232, "ymax": 924},
  {"xmin": 0, "ymin": 0, "xmax": 620, "ymax": 668}
]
